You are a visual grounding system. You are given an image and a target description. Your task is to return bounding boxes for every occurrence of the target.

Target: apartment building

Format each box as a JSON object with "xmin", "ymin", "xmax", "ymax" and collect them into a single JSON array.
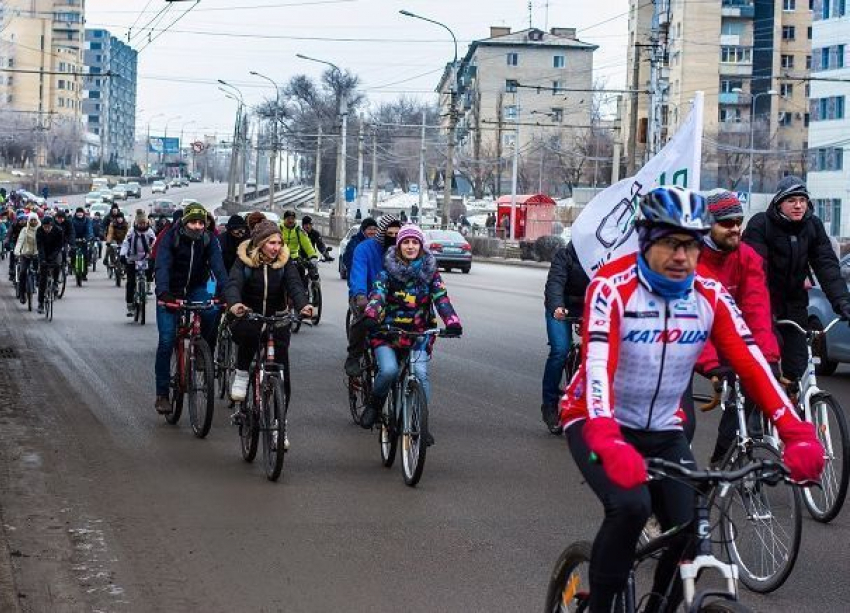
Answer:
[
  {"xmin": 0, "ymin": 0, "xmax": 86, "ymax": 122},
  {"xmin": 808, "ymin": 0, "xmax": 849, "ymax": 237},
  {"xmin": 623, "ymin": 0, "xmax": 812, "ymax": 191},
  {"xmin": 437, "ymin": 26, "xmax": 597, "ymax": 194},
  {"xmin": 83, "ymin": 29, "xmax": 138, "ymax": 171}
]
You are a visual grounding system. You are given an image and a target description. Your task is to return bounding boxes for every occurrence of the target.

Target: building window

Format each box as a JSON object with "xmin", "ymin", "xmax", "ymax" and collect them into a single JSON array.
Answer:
[
  {"xmin": 804, "ymin": 112, "xmax": 810, "ymax": 126},
  {"xmin": 782, "ymin": 26, "xmax": 796, "ymax": 40},
  {"xmin": 505, "ymin": 79, "xmax": 517, "ymax": 93},
  {"xmin": 811, "ymin": 95, "xmax": 847, "ymax": 120},
  {"xmin": 806, "ymin": 55, "xmax": 812, "ymax": 69},
  {"xmin": 720, "ymin": 108, "xmax": 742, "ymax": 122},
  {"xmin": 506, "ymin": 52, "xmax": 518, "ymax": 66},
  {"xmin": 779, "ymin": 112, "xmax": 793, "ymax": 126},
  {"xmin": 504, "ymin": 105, "xmax": 517, "ymax": 120},
  {"xmin": 781, "ymin": 54, "xmax": 795, "ymax": 68},
  {"xmin": 553, "ymin": 55, "xmax": 565, "ymax": 68},
  {"xmin": 783, "ymin": 0, "xmax": 796, "ymax": 9},
  {"xmin": 57, "ymin": 79, "xmax": 65, "ymax": 89},
  {"xmin": 807, "ymin": 26, "xmax": 812, "ymax": 39},
  {"xmin": 813, "ymin": 199, "xmax": 842, "ymax": 236},
  {"xmin": 551, "ymin": 107, "xmax": 563, "ymax": 122},
  {"xmin": 721, "ymin": 21, "xmax": 745, "ymax": 36},
  {"xmin": 90, "ymin": 42, "xmax": 102, "ymax": 50},
  {"xmin": 720, "ymin": 79, "xmax": 744, "ymax": 93},
  {"xmin": 781, "ymin": 83, "xmax": 794, "ymax": 97},
  {"xmin": 720, "ymin": 46, "xmax": 752, "ymax": 63},
  {"xmin": 502, "ymin": 133, "xmax": 516, "ymax": 148},
  {"xmin": 58, "ymin": 98, "xmax": 65, "ymax": 108},
  {"xmin": 552, "ymin": 80, "xmax": 564, "ymax": 95}
]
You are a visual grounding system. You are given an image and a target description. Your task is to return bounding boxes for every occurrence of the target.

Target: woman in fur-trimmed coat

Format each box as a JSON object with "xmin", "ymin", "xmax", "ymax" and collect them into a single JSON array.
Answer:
[{"xmin": 224, "ymin": 220, "xmax": 311, "ymax": 402}]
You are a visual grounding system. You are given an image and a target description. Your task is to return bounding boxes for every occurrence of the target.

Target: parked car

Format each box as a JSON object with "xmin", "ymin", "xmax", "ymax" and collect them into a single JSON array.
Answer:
[
  {"xmin": 126, "ymin": 181, "xmax": 142, "ymax": 198},
  {"xmin": 424, "ymin": 229, "xmax": 472, "ymax": 273},
  {"xmin": 338, "ymin": 225, "xmax": 360, "ymax": 279},
  {"xmin": 808, "ymin": 253, "xmax": 850, "ymax": 375},
  {"xmin": 150, "ymin": 199, "xmax": 177, "ymax": 218},
  {"xmin": 151, "ymin": 181, "xmax": 168, "ymax": 194},
  {"xmin": 168, "ymin": 178, "xmax": 182, "ymax": 189},
  {"xmin": 84, "ymin": 191, "xmax": 103, "ymax": 207},
  {"xmin": 179, "ymin": 176, "xmax": 190, "ymax": 187},
  {"xmin": 112, "ymin": 184, "xmax": 129, "ymax": 200}
]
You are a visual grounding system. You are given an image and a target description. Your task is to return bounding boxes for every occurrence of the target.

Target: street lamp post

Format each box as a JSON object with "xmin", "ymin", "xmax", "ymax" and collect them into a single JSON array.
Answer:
[
  {"xmin": 400, "ymin": 9, "xmax": 459, "ymax": 230},
  {"xmin": 180, "ymin": 120, "xmax": 196, "ymax": 179},
  {"xmin": 162, "ymin": 115, "xmax": 182, "ymax": 178},
  {"xmin": 744, "ymin": 88, "xmax": 778, "ymax": 209},
  {"xmin": 250, "ymin": 70, "xmax": 282, "ymax": 210},
  {"xmin": 296, "ymin": 54, "xmax": 347, "ymax": 235},
  {"xmin": 221, "ymin": 92, "xmax": 243, "ymax": 202},
  {"xmin": 219, "ymin": 80, "xmax": 247, "ymax": 203}
]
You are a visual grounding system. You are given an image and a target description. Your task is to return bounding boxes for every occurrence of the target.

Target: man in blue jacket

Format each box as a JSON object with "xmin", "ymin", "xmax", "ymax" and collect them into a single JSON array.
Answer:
[
  {"xmin": 342, "ymin": 217, "xmax": 378, "ymax": 278},
  {"xmin": 153, "ymin": 203, "xmax": 227, "ymax": 414},
  {"xmin": 344, "ymin": 214, "xmax": 400, "ymax": 376}
]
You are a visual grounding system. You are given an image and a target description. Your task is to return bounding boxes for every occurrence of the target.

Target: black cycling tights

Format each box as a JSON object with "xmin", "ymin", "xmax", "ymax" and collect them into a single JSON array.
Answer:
[{"xmin": 566, "ymin": 422, "xmax": 695, "ymax": 613}]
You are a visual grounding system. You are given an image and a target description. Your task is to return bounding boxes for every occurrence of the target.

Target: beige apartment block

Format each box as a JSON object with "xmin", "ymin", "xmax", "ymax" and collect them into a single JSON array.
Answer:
[
  {"xmin": 625, "ymin": 0, "xmax": 811, "ymax": 191},
  {"xmin": 1, "ymin": 0, "xmax": 85, "ymax": 126},
  {"xmin": 438, "ymin": 26, "xmax": 597, "ymax": 193}
]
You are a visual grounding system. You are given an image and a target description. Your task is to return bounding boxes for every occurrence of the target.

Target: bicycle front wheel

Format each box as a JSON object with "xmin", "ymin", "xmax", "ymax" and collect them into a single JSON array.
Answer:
[
  {"xmin": 401, "ymin": 379, "xmax": 428, "ymax": 487},
  {"xmin": 311, "ymin": 283, "xmax": 322, "ymax": 325},
  {"xmin": 803, "ymin": 393, "xmax": 850, "ymax": 523},
  {"xmin": 187, "ymin": 339, "xmax": 215, "ymax": 438},
  {"xmin": 240, "ymin": 372, "xmax": 260, "ymax": 462},
  {"xmin": 720, "ymin": 441, "xmax": 802, "ymax": 593},
  {"xmin": 543, "ymin": 540, "xmax": 592, "ymax": 613},
  {"xmin": 216, "ymin": 334, "xmax": 234, "ymax": 400},
  {"xmin": 262, "ymin": 376, "xmax": 288, "ymax": 482},
  {"xmin": 45, "ymin": 291, "xmax": 53, "ymax": 322},
  {"xmin": 57, "ymin": 266, "xmax": 67, "ymax": 298}
]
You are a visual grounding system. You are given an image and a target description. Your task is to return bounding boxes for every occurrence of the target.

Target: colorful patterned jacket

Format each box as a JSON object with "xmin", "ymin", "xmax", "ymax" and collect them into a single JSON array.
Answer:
[{"xmin": 364, "ymin": 249, "xmax": 460, "ymax": 350}]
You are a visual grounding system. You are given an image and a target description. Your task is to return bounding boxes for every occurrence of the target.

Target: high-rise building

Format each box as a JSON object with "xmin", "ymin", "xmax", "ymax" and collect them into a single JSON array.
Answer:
[
  {"xmin": 438, "ymin": 26, "xmax": 598, "ymax": 195},
  {"xmin": 0, "ymin": 1, "xmax": 86, "ymax": 126},
  {"xmin": 82, "ymin": 29, "xmax": 138, "ymax": 171},
  {"xmin": 623, "ymin": 0, "xmax": 812, "ymax": 192},
  {"xmin": 807, "ymin": 0, "xmax": 848, "ymax": 237}
]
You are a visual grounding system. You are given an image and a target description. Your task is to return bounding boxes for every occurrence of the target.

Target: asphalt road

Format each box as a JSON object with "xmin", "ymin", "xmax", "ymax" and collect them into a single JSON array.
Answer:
[
  {"xmin": 0, "ymin": 252, "xmax": 849, "ymax": 612},
  {"xmin": 59, "ymin": 181, "xmax": 232, "ymax": 217}
]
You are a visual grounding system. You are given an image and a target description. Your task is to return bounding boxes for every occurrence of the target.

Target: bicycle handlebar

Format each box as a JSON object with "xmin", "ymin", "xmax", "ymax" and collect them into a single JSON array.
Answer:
[
  {"xmin": 646, "ymin": 457, "xmax": 790, "ymax": 485},
  {"xmin": 156, "ymin": 299, "xmax": 219, "ymax": 310},
  {"xmin": 776, "ymin": 317, "xmax": 842, "ymax": 336},
  {"xmin": 378, "ymin": 326, "xmax": 460, "ymax": 339},
  {"xmin": 241, "ymin": 310, "xmax": 313, "ymax": 327}
]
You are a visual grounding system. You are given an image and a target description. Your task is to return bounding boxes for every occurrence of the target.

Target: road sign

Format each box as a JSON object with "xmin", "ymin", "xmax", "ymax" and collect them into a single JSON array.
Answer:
[
  {"xmin": 737, "ymin": 191, "xmax": 749, "ymax": 205},
  {"xmin": 192, "ymin": 141, "xmax": 205, "ymax": 153}
]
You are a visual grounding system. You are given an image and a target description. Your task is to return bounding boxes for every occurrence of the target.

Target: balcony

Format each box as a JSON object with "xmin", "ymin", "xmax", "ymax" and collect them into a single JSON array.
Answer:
[
  {"xmin": 721, "ymin": 1, "xmax": 755, "ymax": 18},
  {"xmin": 719, "ymin": 62, "xmax": 753, "ymax": 77},
  {"xmin": 719, "ymin": 92, "xmax": 746, "ymax": 105}
]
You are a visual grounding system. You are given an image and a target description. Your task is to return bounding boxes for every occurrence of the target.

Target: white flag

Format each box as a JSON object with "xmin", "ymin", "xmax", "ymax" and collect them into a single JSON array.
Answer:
[{"xmin": 572, "ymin": 91, "xmax": 705, "ymax": 275}]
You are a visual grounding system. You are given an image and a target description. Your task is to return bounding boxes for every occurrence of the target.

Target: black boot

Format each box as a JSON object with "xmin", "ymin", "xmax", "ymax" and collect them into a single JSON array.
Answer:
[
  {"xmin": 360, "ymin": 394, "xmax": 385, "ymax": 429},
  {"xmin": 541, "ymin": 403, "xmax": 562, "ymax": 434}
]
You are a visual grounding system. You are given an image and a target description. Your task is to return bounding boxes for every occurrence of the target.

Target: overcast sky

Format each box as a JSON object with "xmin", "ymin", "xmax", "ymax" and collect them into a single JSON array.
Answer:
[{"xmin": 85, "ymin": 0, "xmax": 629, "ymax": 141}]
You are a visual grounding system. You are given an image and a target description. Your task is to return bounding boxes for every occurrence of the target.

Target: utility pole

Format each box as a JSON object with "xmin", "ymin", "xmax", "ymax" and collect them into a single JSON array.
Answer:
[
  {"xmin": 627, "ymin": 47, "xmax": 641, "ymax": 175},
  {"xmin": 227, "ymin": 103, "xmax": 242, "ymax": 202},
  {"xmin": 357, "ymin": 117, "xmax": 364, "ymax": 213},
  {"xmin": 444, "ymin": 86, "xmax": 457, "ymax": 229},
  {"xmin": 646, "ymin": 2, "xmax": 670, "ymax": 159},
  {"xmin": 418, "ymin": 109, "xmax": 426, "ymax": 214},
  {"xmin": 509, "ymin": 89, "xmax": 520, "ymax": 242},
  {"xmin": 254, "ymin": 120, "xmax": 262, "ymax": 197},
  {"xmin": 339, "ymin": 94, "xmax": 348, "ymax": 222},
  {"xmin": 314, "ymin": 126, "xmax": 322, "ymax": 209},
  {"xmin": 371, "ymin": 127, "xmax": 378, "ymax": 209},
  {"xmin": 238, "ymin": 113, "xmax": 248, "ymax": 204}
]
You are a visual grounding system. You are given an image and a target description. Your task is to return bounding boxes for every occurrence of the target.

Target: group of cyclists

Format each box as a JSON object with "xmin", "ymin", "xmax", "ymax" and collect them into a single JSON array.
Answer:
[{"xmin": 543, "ymin": 177, "xmax": 848, "ymax": 612}]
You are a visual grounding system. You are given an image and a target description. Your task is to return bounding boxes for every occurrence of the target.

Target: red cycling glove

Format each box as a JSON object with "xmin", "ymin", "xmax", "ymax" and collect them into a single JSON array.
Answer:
[
  {"xmin": 583, "ymin": 417, "xmax": 647, "ymax": 489},
  {"xmin": 775, "ymin": 413, "xmax": 825, "ymax": 483}
]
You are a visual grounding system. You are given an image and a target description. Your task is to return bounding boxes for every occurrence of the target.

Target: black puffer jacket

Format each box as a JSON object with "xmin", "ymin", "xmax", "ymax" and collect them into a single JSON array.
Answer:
[
  {"xmin": 36, "ymin": 225, "xmax": 65, "ymax": 262},
  {"xmin": 224, "ymin": 240, "xmax": 308, "ymax": 315},
  {"xmin": 544, "ymin": 242, "xmax": 590, "ymax": 316},
  {"xmin": 743, "ymin": 205, "xmax": 849, "ymax": 320}
]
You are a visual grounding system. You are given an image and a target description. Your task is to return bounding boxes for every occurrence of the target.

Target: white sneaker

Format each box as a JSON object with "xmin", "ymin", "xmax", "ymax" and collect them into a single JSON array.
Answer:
[{"xmin": 230, "ymin": 370, "xmax": 249, "ymax": 401}]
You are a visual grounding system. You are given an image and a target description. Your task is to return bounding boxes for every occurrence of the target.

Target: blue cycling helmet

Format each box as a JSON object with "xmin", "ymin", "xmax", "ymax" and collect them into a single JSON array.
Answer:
[
  {"xmin": 15, "ymin": 210, "xmax": 26, "ymax": 221},
  {"xmin": 638, "ymin": 186, "xmax": 711, "ymax": 233}
]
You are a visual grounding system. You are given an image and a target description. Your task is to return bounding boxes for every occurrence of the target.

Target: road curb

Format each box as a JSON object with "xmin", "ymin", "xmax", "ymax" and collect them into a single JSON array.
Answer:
[{"xmin": 0, "ymin": 327, "xmax": 22, "ymax": 613}]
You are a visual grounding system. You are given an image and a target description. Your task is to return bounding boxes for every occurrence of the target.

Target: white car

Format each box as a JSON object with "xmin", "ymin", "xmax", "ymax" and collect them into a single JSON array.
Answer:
[
  {"xmin": 112, "ymin": 184, "xmax": 129, "ymax": 200},
  {"xmin": 126, "ymin": 182, "xmax": 142, "ymax": 198},
  {"xmin": 99, "ymin": 190, "xmax": 114, "ymax": 203},
  {"xmin": 151, "ymin": 181, "xmax": 168, "ymax": 194},
  {"xmin": 84, "ymin": 191, "xmax": 102, "ymax": 207},
  {"xmin": 238, "ymin": 210, "xmax": 280, "ymax": 224},
  {"xmin": 89, "ymin": 204, "xmax": 110, "ymax": 219},
  {"xmin": 179, "ymin": 198, "xmax": 201, "ymax": 209}
]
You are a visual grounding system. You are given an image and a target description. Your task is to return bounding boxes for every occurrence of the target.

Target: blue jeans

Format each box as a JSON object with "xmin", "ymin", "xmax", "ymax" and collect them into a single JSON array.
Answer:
[
  {"xmin": 373, "ymin": 344, "xmax": 430, "ymax": 402},
  {"xmin": 542, "ymin": 310, "xmax": 571, "ymax": 406},
  {"xmin": 155, "ymin": 286, "xmax": 219, "ymax": 397}
]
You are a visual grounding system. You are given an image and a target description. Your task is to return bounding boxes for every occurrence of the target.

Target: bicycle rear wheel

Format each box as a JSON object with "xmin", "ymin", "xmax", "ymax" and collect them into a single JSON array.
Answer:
[
  {"xmin": 401, "ymin": 379, "xmax": 428, "ymax": 487},
  {"xmin": 262, "ymin": 376, "xmax": 288, "ymax": 482},
  {"xmin": 543, "ymin": 540, "xmax": 592, "ymax": 613},
  {"xmin": 720, "ymin": 441, "xmax": 802, "ymax": 593},
  {"xmin": 803, "ymin": 393, "xmax": 850, "ymax": 523},
  {"xmin": 380, "ymin": 384, "xmax": 399, "ymax": 467},
  {"xmin": 45, "ymin": 288, "xmax": 53, "ymax": 322},
  {"xmin": 26, "ymin": 272, "xmax": 33, "ymax": 311},
  {"xmin": 57, "ymin": 265, "xmax": 67, "ymax": 298},
  {"xmin": 166, "ymin": 347, "xmax": 185, "ymax": 425},
  {"xmin": 187, "ymin": 339, "xmax": 215, "ymax": 438},
  {"xmin": 216, "ymin": 333, "xmax": 234, "ymax": 400}
]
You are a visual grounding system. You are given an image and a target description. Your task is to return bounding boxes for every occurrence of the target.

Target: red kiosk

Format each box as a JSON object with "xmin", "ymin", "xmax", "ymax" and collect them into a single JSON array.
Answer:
[{"xmin": 496, "ymin": 194, "xmax": 557, "ymax": 240}]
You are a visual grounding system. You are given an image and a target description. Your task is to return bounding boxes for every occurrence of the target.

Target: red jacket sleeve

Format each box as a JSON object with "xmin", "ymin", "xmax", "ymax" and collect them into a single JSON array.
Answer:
[
  {"xmin": 737, "ymin": 244, "xmax": 780, "ymax": 364},
  {"xmin": 707, "ymin": 284, "xmax": 794, "ymax": 423}
]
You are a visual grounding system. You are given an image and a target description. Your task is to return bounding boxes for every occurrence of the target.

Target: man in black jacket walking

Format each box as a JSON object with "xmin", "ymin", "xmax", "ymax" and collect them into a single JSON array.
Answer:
[
  {"xmin": 541, "ymin": 241, "xmax": 590, "ymax": 432},
  {"xmin": 743, "ymin": 176, "xmax": 850, "ymax": 380}
]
